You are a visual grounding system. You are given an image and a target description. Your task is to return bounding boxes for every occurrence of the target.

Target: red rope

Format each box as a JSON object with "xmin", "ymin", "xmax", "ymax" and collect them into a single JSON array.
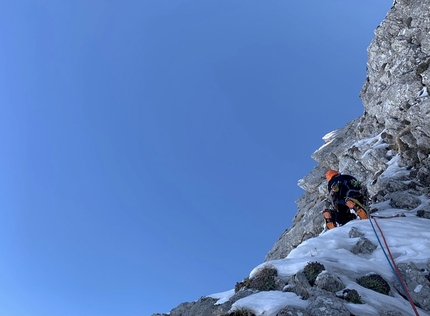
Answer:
[{"xmin": 372, "ymin": 217, "xmax": 420, "ymax": 316}]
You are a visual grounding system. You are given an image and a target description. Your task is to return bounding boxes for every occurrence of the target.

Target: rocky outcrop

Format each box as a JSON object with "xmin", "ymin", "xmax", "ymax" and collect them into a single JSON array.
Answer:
[
  {"xmin": 395, "ymin": 261, "xmax": 430, "ymax": 311},
  {"xmin": 167, "ymin": 297, "xmax": 222, "ymax": 316},
  {"xmin": 266, "ymin": 0, "xmax": 430, "ymax": 262}
]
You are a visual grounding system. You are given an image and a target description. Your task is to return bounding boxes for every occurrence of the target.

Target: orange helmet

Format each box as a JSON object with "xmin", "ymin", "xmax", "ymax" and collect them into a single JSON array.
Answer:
[{"xmin": 325, "ymin": 169, "xmax": 339, "ymax": 181}]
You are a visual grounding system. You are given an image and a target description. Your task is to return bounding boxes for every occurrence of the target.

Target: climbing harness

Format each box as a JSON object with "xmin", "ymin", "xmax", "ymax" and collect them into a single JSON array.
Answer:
[{"xmin": 348, "ymin": 198, "xmax": 420, "ymax": 316}]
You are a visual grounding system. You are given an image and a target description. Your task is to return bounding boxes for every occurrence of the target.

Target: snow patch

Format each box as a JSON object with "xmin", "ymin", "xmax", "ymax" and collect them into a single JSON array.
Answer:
[
  {"xmin": 207, "ymin": 289, "xmax": 235, "ymax": 305},
  {"xmin": 379, "ymin": 155, "xmax": 409, "ymax": 179},
  {"xmin": 230, "ymin": 291, "xmax": 309, "ymax": 316},
  {"xmin": 225, "ymin": 217, "xmax": 430, "ymax": 316}
]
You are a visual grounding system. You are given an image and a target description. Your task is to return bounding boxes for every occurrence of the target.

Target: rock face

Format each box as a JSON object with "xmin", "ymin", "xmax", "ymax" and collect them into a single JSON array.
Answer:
[
  {"xmin": 266, "ymin": 0, "xmax": 430, "ymax": 262},
  {"xmin": 153, "ymin": 0, "xmax": 430, "ymax": 315}
]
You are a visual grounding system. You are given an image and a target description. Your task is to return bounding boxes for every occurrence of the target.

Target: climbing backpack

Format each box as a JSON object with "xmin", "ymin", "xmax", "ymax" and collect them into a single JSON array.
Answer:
[{"xmin": 329, "ymin": 175, "xmax": 362, "ymax": 204}]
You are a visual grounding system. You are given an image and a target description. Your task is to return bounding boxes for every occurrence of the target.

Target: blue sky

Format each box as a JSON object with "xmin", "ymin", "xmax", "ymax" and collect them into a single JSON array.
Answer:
[{"xmin": 0, "ymin": 1, "xmax": 392, "ymax": 315}]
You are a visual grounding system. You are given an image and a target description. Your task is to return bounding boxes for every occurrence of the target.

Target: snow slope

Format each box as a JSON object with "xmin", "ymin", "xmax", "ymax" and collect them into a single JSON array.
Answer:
[{"xmin": 209, "ymin": 208, "xmax": 430, "ymax": 316}]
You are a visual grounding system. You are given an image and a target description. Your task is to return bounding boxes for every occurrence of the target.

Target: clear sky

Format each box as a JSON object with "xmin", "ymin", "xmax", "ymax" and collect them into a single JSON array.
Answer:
[{"xmin": 0, "ymin": 1, "xmax": 392, "ymax": 315}]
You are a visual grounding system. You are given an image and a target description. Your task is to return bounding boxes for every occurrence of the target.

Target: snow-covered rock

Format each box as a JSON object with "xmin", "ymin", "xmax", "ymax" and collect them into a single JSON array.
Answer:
[{"xmin": 266, "ymin": 0, "xmax": 430, "ymax": 262}]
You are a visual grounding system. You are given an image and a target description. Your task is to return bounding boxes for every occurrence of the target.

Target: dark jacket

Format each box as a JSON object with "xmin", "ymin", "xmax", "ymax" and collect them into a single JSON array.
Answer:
[
  {"xmin": 326, "ymin": 173, "xmax": 363, "ymax": 225},
  {"xmin": 327, "ymin": 174, "xmax": 362, "ymax": 208}
]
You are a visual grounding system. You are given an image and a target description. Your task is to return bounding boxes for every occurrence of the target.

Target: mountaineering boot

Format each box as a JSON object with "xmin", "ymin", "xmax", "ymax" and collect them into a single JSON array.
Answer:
[
  {"xmin": 323, "ymin": 209, "xmax": 336, "ymax": 229},
  {"xmin": 346, "ymin": 198, "xmax": 368, "ymax": 219},
  {"xmin": 356, "ymin": 208, "xmax": 368, "ymax": 220}
]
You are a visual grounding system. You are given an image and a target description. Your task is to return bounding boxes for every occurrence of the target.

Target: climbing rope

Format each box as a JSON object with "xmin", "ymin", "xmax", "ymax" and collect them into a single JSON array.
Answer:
[
  {"xmin": 348, "ymin": 198, "xmax": 420, "ymax": 316},
  {"xmin": 371, "ymin": 217, "xmax": 420, "ymax": 316}
]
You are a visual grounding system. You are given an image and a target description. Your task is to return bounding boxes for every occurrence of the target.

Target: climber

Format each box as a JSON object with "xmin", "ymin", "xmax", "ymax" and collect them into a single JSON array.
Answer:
[{"xmin": 323, "ymin": 170, "xmax": 368, "ymax": 230}]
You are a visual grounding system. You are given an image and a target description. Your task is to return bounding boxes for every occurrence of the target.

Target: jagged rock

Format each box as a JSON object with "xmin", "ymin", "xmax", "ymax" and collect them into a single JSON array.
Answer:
[
  {"xmin": 306, "ymin": 289, "xmax": 350, "ymax": 316},
  {"xmin": 417, "ymin": 210, "xmax": 430, "ymax": 219},
  {"xmin": 226, "ymin": 309, "xmax": 256, "ymax": 316},
  {"xmin": 389, "ymin": 191, "xmax": 421, "ymax": 209},
  {"xmin": 311, "ymin": 121, "xmax": 357, "ymax": 167},
  {"xmin": 349, "ymin": 227, "xmax": 364, "ymax": 238},
  {"xmin": 284, "ymin": 271, "xmax": 311, "ymax": 300},
  {"xmin": 395, "ymin": 262, "xmax": 430, "ymax": 311},
  {"xmin": 314, "ymin": 271, "xmax": 345, "ymax": 292},
  {"xmin": 276, "ymin": 306, "xmax": 310, "ymax": 316},
  {"xmin": 297, "ymin": 165, "xmax": 327, "ymax": 193},
  {"xmin": 351, "ymin": 237, "xmax": 377, "ymax": 255},
  {"xmin": 230, "ymin": 288, "xmax": 258, "ymax": 303},
  {"xmin": 168, "ymin": 297, "xmax": 220, "ymax": 316},
  {"xmin": 162, "ymin": 289, "xmax": 260, "ymax": 316},
  {"xmin": 357, "ymin": 141, "xmax": 391, "ymax": 174},
  {"xmin": 380, "ymin": 177, "xmax": 411, "ymax": 193},
  {"xmin": 417, "ymin": 165, "xmax": 430, "ymax": 187}
]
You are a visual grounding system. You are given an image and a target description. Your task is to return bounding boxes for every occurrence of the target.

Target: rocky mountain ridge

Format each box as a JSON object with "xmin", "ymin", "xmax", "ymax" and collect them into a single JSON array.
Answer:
[
  {"xmin": 153, "ymin": 0, "xmax": 430, "ymax": 315},
  {"xmin": 265, "ymin": 0, "xmax": 430, "ymax": 262}
]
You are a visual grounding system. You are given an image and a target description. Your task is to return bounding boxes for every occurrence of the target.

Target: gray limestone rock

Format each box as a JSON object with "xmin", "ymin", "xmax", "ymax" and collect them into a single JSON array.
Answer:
[
  {"xmin": 417, "ymin": 165, "xmax": 430, "ymax": 187},
  {"xmin": 395, "ymin": 262, "xmax": 430, "ymax": 311},
  {"xmin": 229, "ymin": 288, "xmax": 258, "ymax": 303},
  {"xmin": 306, "ymin": 289, "xmax": 351, "ymax": 316},
  {"xmin": 297, "ymin": 165, "xmax": 327, "ymax": 193},
  {"xmin": 284, "ymin": 271, "xmax": 311, "ymax": 300},
  {"xmin": 349, "ymin": 227, "xmax": 364, "ymax": 238},
  {"xmin": 168, "ymin": 297, "xmax": 221, "ymax": 316},
  {"xmin": 314, "ymin": 271, "xmax": 345, "ymax": 293},
  {"xmin": 351, "ymin": 237, "xmax": 378, "ymax": 255},
  {"xmin": 389, "ymin": 191, "xmax": 421, "ymax": 209},
  {"xmin": 162, "ymin": 289, "xmax": 259, "ymax": 316},
  {"xmin": 417, "ymin": 210, "xmax": 430, "ymax": 219},
  {"xmin": 276, "ymin": 306, "xmax": 310, "ymax": 316}
]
